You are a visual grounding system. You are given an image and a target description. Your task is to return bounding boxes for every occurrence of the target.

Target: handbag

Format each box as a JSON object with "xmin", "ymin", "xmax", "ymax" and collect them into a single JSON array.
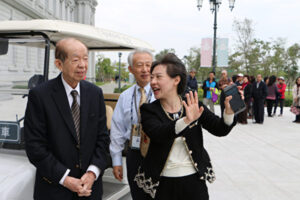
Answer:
[
  {"xmin": 212, "ymin": 88, "xmax": 219, "ymax": 103},
  {"xmin": 290, "ymin": 104, "xmax": 300, "ymax": 115}
]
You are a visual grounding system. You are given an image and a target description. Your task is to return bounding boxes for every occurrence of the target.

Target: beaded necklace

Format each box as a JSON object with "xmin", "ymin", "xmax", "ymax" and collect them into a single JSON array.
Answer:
[{"xmin": 161, "ymin": 96, "xmax": 184, "ymax": 121}]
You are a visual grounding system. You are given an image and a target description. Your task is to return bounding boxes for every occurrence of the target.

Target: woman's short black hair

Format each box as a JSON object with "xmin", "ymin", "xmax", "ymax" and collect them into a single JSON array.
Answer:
[
  {"xmin": 151, "ymin": 53, "xmax": 187, "ymax": 95},
  {"xmin": 268, "ymin": 75, "xmax": 277, "ymax": 86},
  {"xmin": 249, "ymin": 75, "xmax": 255, "ymax": 84}
]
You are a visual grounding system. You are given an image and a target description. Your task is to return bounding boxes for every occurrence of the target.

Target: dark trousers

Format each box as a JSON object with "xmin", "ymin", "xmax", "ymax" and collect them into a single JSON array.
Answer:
[
  {"xmin": 266, "ymin": 99, "xmax": 275, "ymax": 116},
  {"xmin": 155, "ymin": 173, "xmax": 209, "ymax": 200},
  {"xmin": 253, "ymin": 99, "xmax": 264, "ymax": 123},
  {"xmin": 274, "ymin": 99, "xmax": 284, "ymax": 115},
  {"xmin": 246, "ymin": 100, "xmax": 253, "ymax": 118},
  {"xmin": 237, "ymin": 107, "xmax": 248, "ymax": 124},
  {"xmin": 126, "ymin": 148, "xmax": 148, "ymax": 200},
  {"xmin": 296, "ymin": 114, "xmax": 300, "ymax": 122}
]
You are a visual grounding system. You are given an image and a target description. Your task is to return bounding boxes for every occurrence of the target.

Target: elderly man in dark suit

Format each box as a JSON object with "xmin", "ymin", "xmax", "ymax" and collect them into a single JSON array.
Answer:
[
  {"xmin": 24, "ymin": 38, "xmax": 110, "ymax": 200},
  {"xmin": 252, "ymin": 74, "xmax": 268, "ymax": 124}
]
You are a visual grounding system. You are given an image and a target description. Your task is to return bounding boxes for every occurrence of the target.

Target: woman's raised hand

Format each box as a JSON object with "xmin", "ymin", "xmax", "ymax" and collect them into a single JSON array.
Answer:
[{"xmin": 183, "ymin": 91, "xmax": 204, "ymax": 124}]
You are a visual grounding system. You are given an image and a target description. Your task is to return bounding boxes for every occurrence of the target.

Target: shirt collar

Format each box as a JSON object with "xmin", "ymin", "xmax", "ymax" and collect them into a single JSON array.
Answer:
[
  {"xmin": 136, "ymin": 83, "xmax": 151, "ymax": 95},
  {"xmin": 61, "ymin": 74, "xmax": 80, "ymax": 96}
]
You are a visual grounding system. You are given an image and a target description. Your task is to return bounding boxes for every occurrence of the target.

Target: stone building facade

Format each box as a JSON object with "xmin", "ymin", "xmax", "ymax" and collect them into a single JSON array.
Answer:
[{"xmin": 0, "ymin": 0, "xmax": 98, "ymax": 86}]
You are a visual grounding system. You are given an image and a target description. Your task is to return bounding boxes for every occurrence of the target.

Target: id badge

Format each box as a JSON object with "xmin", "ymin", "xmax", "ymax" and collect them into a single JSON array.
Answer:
[{"xmin": 129, "ymin": 124, "xmax": 141, "ymax": 149}]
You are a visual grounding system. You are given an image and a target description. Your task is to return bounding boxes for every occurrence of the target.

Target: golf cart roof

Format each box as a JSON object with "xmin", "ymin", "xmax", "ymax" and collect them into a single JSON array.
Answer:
[{"xmin": 0, "ymin": 19, "xmax": 154, "ymax": 51}]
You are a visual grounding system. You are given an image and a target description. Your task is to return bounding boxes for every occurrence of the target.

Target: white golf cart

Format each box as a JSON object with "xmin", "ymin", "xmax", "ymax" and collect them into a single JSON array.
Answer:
[{"xmin": 0, "ymin": 19, "xmax": 153, "ymax": 200}]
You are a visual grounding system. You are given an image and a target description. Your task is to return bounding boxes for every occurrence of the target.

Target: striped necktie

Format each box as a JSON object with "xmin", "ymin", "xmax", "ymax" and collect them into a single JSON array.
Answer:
[
  {"xmin": 138, "ymin": 87, "xmax": 147, "ymax": 116},
  {"xmin": 71, "ymin": 90, "xmax": 80, "ymax": 144},
  {"xmin": 139, "ymin": 87, "xmax": 147, "ymax": 107}
]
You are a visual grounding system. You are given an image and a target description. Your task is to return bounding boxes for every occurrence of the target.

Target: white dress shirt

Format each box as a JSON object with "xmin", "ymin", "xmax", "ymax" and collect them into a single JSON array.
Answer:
[
  {"xmin": 59, "ymin": 75, "xmax": 100, "ymax": 185},
  {"xmin": 110, "ymin": 83, "xmax": 155, "ymax": 167}
]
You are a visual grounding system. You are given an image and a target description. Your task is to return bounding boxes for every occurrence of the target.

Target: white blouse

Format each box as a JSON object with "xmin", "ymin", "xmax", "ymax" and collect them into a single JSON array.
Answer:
[{"xmin": 161, "ymin": 111, "xmax": 234, "ymax": 177}]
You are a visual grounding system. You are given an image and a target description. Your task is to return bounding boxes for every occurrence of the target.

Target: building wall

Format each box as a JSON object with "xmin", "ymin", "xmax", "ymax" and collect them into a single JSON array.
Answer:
[{"xmin": 0, "ymin": 0, "xmax": 97, "ymax": 84}]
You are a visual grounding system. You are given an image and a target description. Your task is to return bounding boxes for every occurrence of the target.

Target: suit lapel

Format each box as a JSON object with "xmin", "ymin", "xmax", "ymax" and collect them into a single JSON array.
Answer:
[
  {"xmin": 79, "ymin": 81, "xmax": 89, "ymax": 143},
  {"xmin": 51, "ymin": 75, "xmax": 78, "ymax": 143}
]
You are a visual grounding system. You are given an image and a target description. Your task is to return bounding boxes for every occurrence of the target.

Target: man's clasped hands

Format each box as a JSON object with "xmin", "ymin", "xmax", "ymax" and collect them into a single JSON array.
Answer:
[{"xmin": 63, "ymin": 171, "xmax": 96, "ymax": 197}]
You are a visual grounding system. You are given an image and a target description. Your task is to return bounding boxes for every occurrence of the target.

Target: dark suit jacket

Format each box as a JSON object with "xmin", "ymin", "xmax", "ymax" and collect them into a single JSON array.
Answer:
[
  {"xmin": 187, "ymin": 75, "xmax": 198, "ymax": 91},
  {"xmin": 24, "ymin": 74, "xmax": 110, "ymax": 200},
  {"xmin": 252, "ymin": 81, "xmax": 268, "ymax": 101},
  {"xmin": 244, "ymin": 83, "xmax": 253, "ymax": 103}
]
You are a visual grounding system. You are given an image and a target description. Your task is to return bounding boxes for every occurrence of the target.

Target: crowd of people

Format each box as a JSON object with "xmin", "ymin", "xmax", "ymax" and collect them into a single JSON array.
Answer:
[{"xmin": 187, "ymin": 70, "xmax": 300, "ymax": 124}]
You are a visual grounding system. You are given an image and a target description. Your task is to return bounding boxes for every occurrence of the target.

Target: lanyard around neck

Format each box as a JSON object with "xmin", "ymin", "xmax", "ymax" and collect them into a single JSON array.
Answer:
[{"xmin": 131, "ymin": 85, "xmax": 152, "ymax": 124}]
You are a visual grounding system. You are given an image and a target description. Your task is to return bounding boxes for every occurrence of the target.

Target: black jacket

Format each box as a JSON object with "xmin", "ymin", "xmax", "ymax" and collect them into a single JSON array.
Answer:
[
  {"xmin": 252, "ymin": 81, "xmax": 268, "ymax": 101},
  {"xmin": 24, "ymin": 74, "xmax": 110, "ymax": 200},
  {"xmin": 244, "ymin": 83, "xmax": 253, "ymax": 103},
  {"xmin": 135, "ymin": 100, "xmax": 236, "ymax": 199},
  {"xmin": 187, "ymin": 75, "xmax": 198, "ymax": 91}
]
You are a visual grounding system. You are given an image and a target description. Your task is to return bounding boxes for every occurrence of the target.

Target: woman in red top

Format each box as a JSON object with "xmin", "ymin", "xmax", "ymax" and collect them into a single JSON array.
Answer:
[
  {"xmin": 237, "ymin": 75, "xmax": 250, "ymax": 124},
  {"xmin": 274, "ymin": 77, "xmax": 286, "ymax": 116}
]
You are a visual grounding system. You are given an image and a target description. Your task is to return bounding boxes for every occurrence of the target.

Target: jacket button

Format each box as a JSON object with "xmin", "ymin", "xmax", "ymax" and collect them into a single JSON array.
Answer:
[
  {"xmin": 75, "ymin": 164, "xmax": 79, "ymax": 168},
  {"xmin": 200, "ymin": 176, "xmax": 204, "ymax": 180},
  {"xmin": 189, "ymin": 150, "xmax": 192, "ymax": 154},
  {"xmin": 194, "ymin": 163, "xmax": 198, "ymax": 167},
  {"xmin": 182, "ymin": 137, "xmax": 186, "ymax": 141}
]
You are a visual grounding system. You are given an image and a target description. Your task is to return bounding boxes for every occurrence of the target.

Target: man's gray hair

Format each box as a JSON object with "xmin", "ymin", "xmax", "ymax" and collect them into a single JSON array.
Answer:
[{"xmin": 127, "ymin": 49, "xmax": 153, "ymax": 66}]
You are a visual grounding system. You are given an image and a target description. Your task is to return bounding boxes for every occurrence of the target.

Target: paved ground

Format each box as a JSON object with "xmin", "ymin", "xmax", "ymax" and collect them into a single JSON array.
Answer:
[
  {"xmin": 205, "ymin": 106, "xmax": 300, "ymax": 200},
  {"xmin": 1, "ymin": 82, "xmax": 299, "ymax": 200}
]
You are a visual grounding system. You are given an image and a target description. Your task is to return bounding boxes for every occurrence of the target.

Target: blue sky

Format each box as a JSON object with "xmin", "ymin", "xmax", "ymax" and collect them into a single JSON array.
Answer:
[{"xmin": 95, "ymin": 0, "xmax": 300, "ymax": 63}]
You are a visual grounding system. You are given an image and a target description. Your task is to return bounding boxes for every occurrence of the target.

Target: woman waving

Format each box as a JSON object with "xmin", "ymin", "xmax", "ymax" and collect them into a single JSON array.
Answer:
[{"xmin": 134, "ymin": 53, "xmax": 237, "ymax": 200}]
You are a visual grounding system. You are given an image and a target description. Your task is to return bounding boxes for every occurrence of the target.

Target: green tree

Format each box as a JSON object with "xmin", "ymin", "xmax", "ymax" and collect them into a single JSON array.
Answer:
[
  {"xmin": 252, "ymin": 39, "xmax": 272, "ymax": 77},
  {"xmin": 232, "ymin": 18, "xmax": 255, "ymax": 74},
  {"xmin": 228, "ymin": 52, "xmax": 243, "ymax": 73},
  {"xmin": 95, "ymin": 54, "xmax": 115, "ymax": 82},
  {"xmin": 113, "ymin": 62, "xmax": 129, "ymax": 82},
  {"xmin": 229, "ymin": 38, "xmax": 289, "ymax": 78},
  {"xmin": 285, "ymin": 43, "xmax": 300, "ymax": 92},
  {"xmin": 269, "ymin": 38, "xmax": 286, "ymax": 76},
  {"xmin": 155, "ymin": 48, "xmax": 176, "ymax": 61}
]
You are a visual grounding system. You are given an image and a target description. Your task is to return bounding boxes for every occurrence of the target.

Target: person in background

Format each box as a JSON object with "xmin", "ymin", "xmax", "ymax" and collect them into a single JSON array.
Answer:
[
  {"xmin": 218, "ymin": 70, "xmax": 231, "ymax": 90},
  {"xmin": 266, "ymin": 75, "xmax": 278, "ymax": 117},
  {"xmin": 252, "ymin": 74, "xmax": 268, "ymax": 124},
  {"xmin": 245, "ymin": 76, "xmax": 255, "ymax": 119},
  {"xmin": 115, "ymin": 75, "xmax": 119, "ymax": 83},
  {"xmin": 187, "ymin": 68, "xmax": 198, "ymax": 92},
  {"xmin": 237, "ymin": 75, "xmax": 250, "ymax": 124},
  {"xmin": 274, "ymin": 76, "xmax": 286, "ymax": 116},
  {"xmin": 109, "ymin": 49, "xmax": 155, "ymax": 200},
  {"xmin": 235, "ymin": 73, "xmax": 244, "ymax": 87},
  {"xmin": 292, "ymin": 76, "xmax": 300, "ymax": 123},
  {"xmin": 232, "ymin": 74, "xmax": 238, "ymax": 84},
  {"xmin": 264, "ymin": 76, "xmax": 269, "ymax": 85},
  {"xmin": 202, "ymin": 71, "xmax": 218, "ymax": 113},
  {"xmin": 218, "ymin": 70, "xmax": 232, "ymax": 117},
  {"xmin": 135, "ymin": 53, "xmax": 236, "ymax": 200}
]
